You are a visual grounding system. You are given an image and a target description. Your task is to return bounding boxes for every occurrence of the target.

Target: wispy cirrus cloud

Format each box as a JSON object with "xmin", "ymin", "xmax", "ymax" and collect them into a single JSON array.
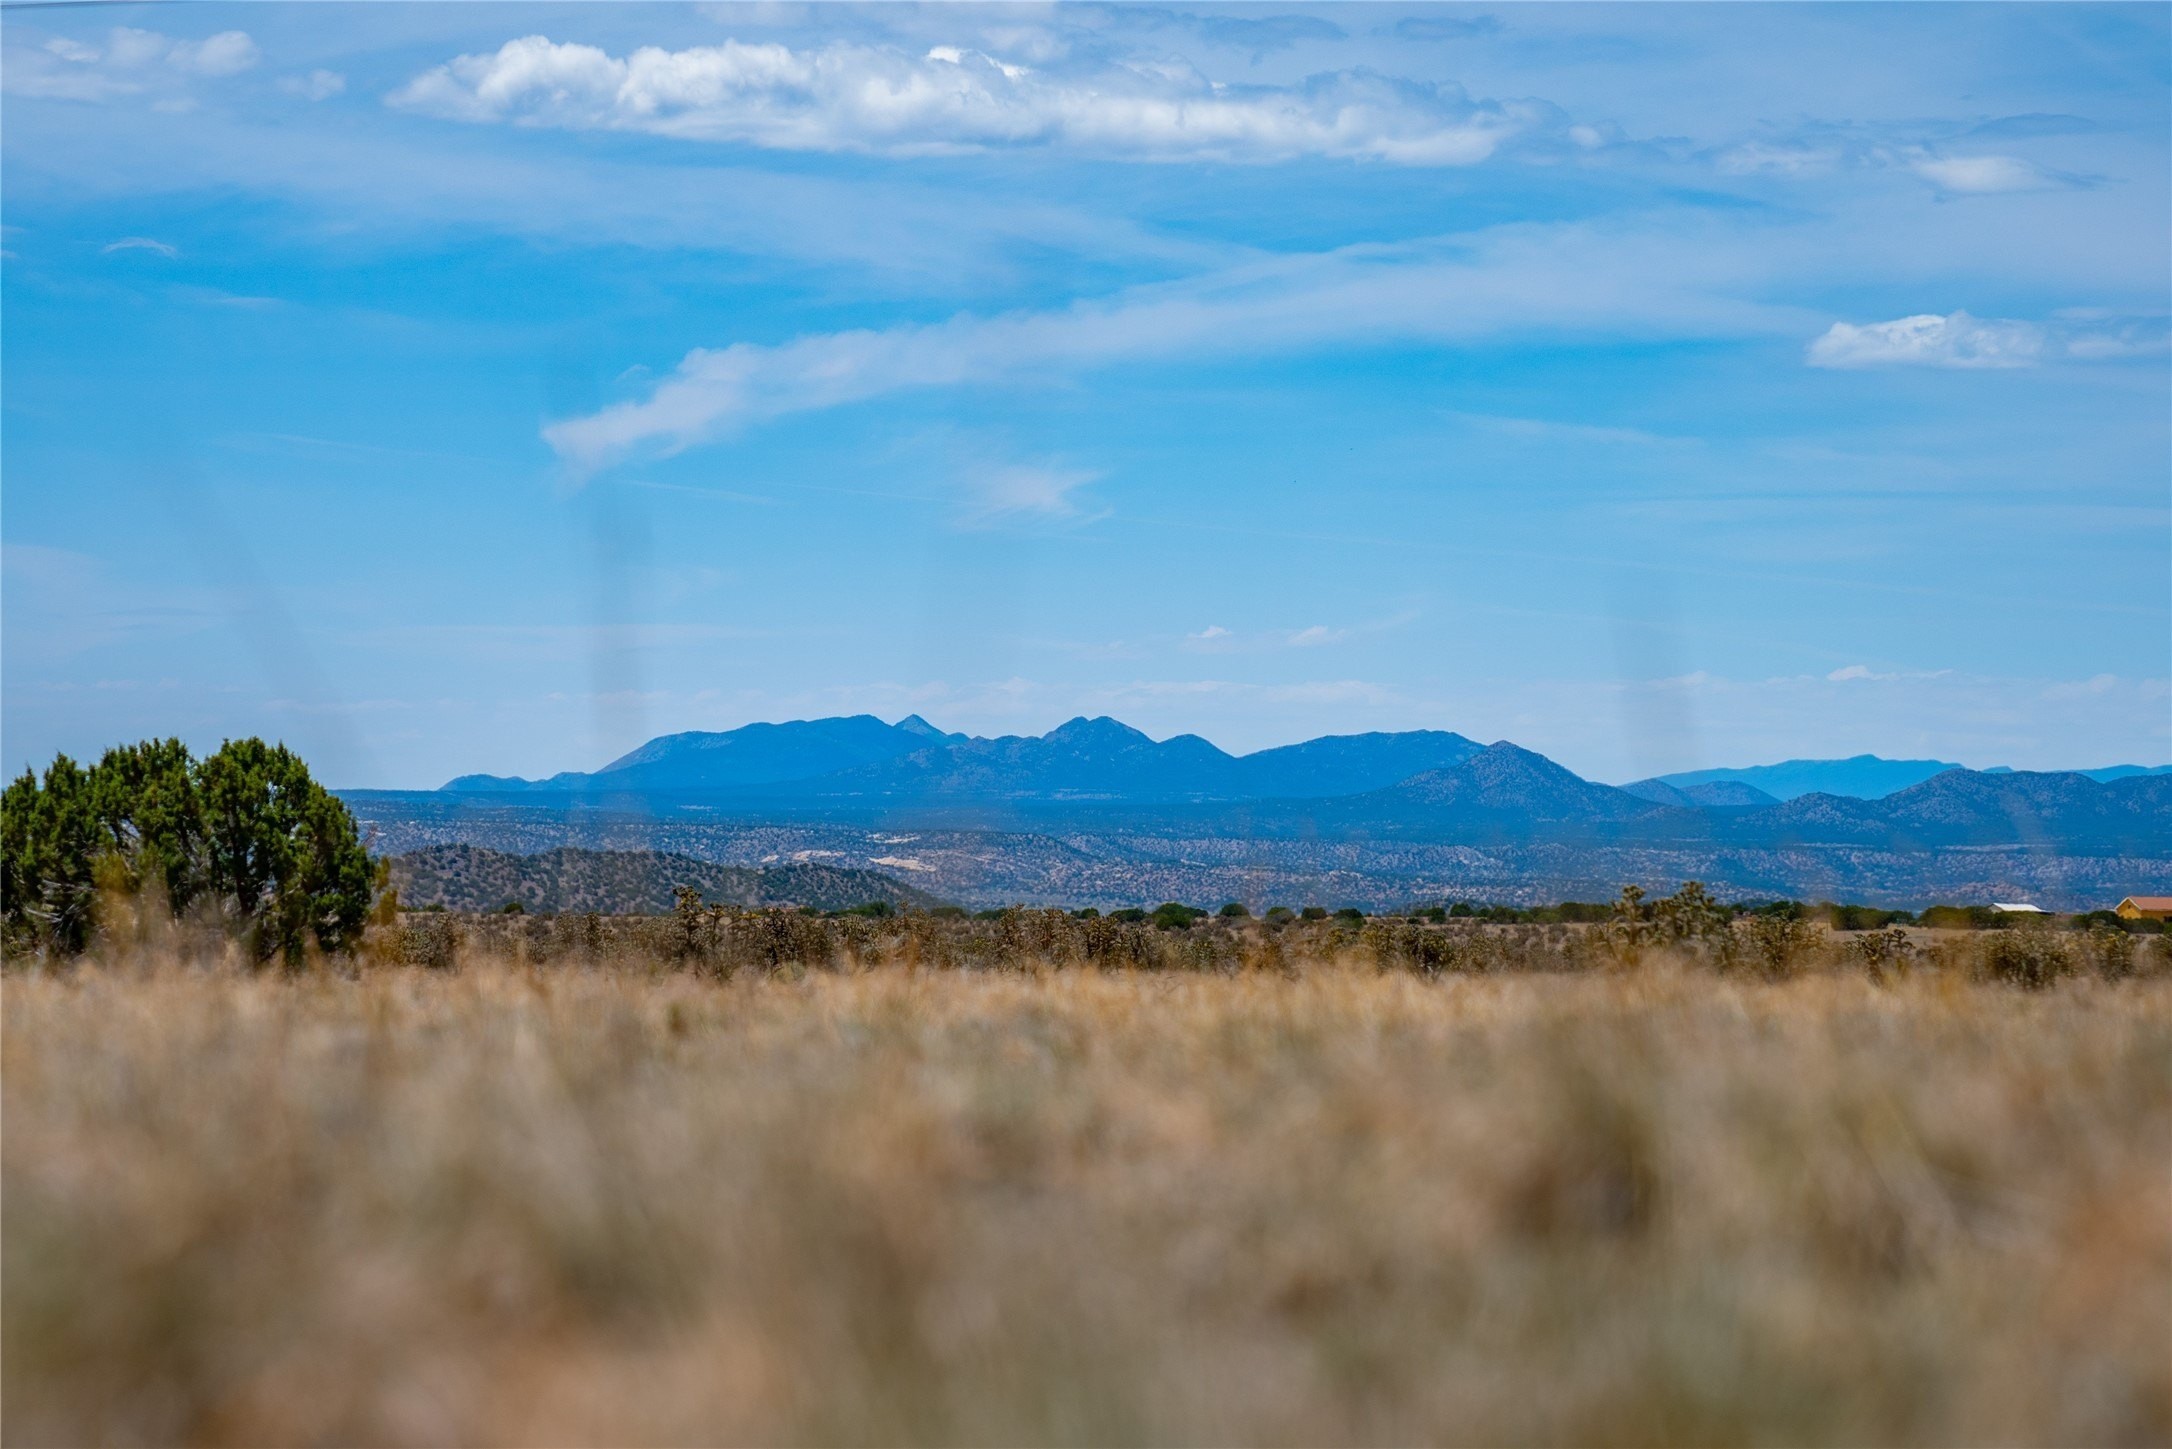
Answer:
[
  {"xmin": 1908, "ymin": 153, "xmax": 2070, "ymax": 195},
  {"xmin": 545, "ymin": 219, "xmax": 1803, "ymax": 471},
  {"xmin": 1713, "ymin": 119, "xmax": 2091, "ymax": 197},
  {"xmin": 389, "ymin": 34, "xmax": 1559, "ymax": 164},
  {"xmin": 955, "ymin": 461, "xmax": 1102, "ymax": 528},
  {"xmin": 1806, "ymin": 310, "xmax": 2168, "ymax": 369},
  {"xmin": 1180, "ymin": 613, "xmax": 1409, "ymax": 655},
  {"xmin": 101, "ymin": 236, "xmax": 179, "ymax": 259},
  {"xmin": 278, "ymin": 69, "xmax": 346, "ymax": 102},
  {"xmin": 1384, "ymin": 16, "xmax": 1504, "ymax": 42}
]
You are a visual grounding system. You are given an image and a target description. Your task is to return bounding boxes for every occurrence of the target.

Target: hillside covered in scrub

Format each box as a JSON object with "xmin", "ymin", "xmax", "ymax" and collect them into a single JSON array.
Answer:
[{"xmin": 388, "ymin": 845, "xmax": 942, "ymax": 916}]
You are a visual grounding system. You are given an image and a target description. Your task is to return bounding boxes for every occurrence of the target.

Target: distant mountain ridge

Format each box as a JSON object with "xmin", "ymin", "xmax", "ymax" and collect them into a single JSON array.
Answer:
[
  {"xmin": 1653, "ymin": 755, "xmax": 1967, "ymax": 802},
  {"xmin": 1652, "ymin": 755, "xmax": 2172, "ymax": 801},
  {"xmin": 444, "ymin": 714, "xmax": 962, "ymax": 794},
  {"xmin": 348, "ymin": 724, "xmax": 2172, "ymax": 910},
  {"xmin": 1620, "ymin": 777, "xmax": 1780, "ymax": 810},
  {"xmin": 445, "ymin": 715, "xmax": 1485, "ymax": 804},
  {"xmin": 440, "ymin": 716, "xmax": 2163, "ymax": 816}
]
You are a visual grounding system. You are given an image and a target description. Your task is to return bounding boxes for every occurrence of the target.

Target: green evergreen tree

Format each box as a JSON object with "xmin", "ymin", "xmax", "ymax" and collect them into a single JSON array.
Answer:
[
  {"xmin": 1, "ymin": 757, "xmax": 101, "ymax": 954},
  {"xmin": 197, "ymin": 739, "xmax": 373, "ymax": 964},
  {"xmin": 88, "ymin": 738, "xmax": 205, "ymax": 915},
  {"xmin": 2, "ymin": 738, "xmax": 373, "ymax": 963}
]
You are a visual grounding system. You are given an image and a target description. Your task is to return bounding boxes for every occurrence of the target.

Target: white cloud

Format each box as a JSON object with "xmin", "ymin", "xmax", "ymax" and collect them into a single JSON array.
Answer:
[
  {"xmin": 1909, "ymin": 153, "xmax": 2059, "ymax": 194},
  {"xmin": 956, "ymin": 462, "xmax": 1099, "ymax": 526},
  {"xmin": 389, "ymin": 34, "xmax": 1555, "ymax": 164},
  {"xmin": 545, "ymin": 220, "xmax": 1798, "ymax": 470},
  {"xmin": 1189, "ymin": 625, "xmax": 1231, "ymax": 640},
  {"xmin": 1805, "ymin": 310, "xmax": 2166, "ymax": 370},
  {"xmin": 279, "ymin": 69, "xmax": 347, "ymax": 102},
  {"xmin": 2041, "ymin": 673, "xmax": 2119, "ymax": 700},
  {"xmin": 7, "ymin": 26, "xmax": 257, "ymax": 101},
  {"xmin": 1716, "ymin": 141, "xmax": 1844, "ymax": 177},
  {"xmin": 1286, "ymin": 625, "xmax": 1347, "ymax": 648},
  {"xmin": 1711, "ymin": 127, "xmax": 2085, "ymax": 198},
  {"xmin": 167, "ymin": 31, "xmax": 259, "ymax": 78},
  {"xmin": 1447, "ymin": 411, "xmax": 1699, "ymax": 449},
  {"xmin": 1805, "ymin": 311, "xmax": 2044, "ymax": 370},
  {"xmin": 101, "ymin": 236, "xmax": 180, "ymax": 259}
]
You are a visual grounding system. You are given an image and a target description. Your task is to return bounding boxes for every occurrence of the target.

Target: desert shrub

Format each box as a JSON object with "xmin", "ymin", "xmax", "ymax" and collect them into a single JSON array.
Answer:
[
  {"xmin": 1852, "ymin": 928, "xmax": 1914, "ymax": 983},
  {"xmin": 1652, "ymin": 881, "xmax": 1731, "ymax": 949},
  {"xmin": 1735, "ymin": 912, "xmax": 1819, "ymax": 980},
  {"xmin": 1152, "ymin": 902, "xmax": 1205, "ymax": 930},
  {"xmin": 2147, "ymin": 935, "xmax": 2172, "ymax": 977},
  {"xmin": 2078, "ymin": 926, "xmax": 2137, "ymax": 982},
  {"xmin": 1604, "ymin": 885, "xmax": 1650, "ymax": 966},
  {"xmin": 1363, "ymin": 920, "xmax": 1457, "ymax": 976},
  {"xmin": 1919, "ymin": 904, "xmax": 2011, "ymax": 931},
  {"xmin": 1819, "ymin": 902, "xmax": 1914, "ymax": 930},
  {"xmin": 1978, "ymin": 927, "xmax": 2074, "ymax": 990},
  {"xmin": 396, "ymin": 909, "xmax": 465, "ymax": 969}
]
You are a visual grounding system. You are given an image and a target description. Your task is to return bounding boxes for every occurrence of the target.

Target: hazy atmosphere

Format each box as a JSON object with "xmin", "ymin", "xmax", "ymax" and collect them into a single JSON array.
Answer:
[{"xmin": 6, "ymin": 2, "xmax": 2167, "ymax": 787}]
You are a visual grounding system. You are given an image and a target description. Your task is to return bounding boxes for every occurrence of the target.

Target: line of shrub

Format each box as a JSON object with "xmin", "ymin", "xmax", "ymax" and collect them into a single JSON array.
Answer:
[{"xmin": 366, "ymin": 885, "xmax": 2172, "ymax": 988}]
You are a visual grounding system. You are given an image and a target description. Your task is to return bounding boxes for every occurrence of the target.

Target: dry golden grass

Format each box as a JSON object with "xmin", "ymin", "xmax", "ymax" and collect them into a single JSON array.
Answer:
[{"xmin": 6, "ymin": 954, "xmax": 2169, "ymax": 1446}]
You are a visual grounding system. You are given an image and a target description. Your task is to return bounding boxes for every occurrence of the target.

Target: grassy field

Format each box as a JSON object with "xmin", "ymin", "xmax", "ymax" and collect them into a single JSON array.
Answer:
[{"xmin": 6, "ymin": 945, "xmax": 2169, "ymax": 1445}]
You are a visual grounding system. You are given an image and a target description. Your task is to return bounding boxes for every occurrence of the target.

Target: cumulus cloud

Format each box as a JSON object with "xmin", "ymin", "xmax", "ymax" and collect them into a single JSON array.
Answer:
[
  {"xmin": 546, "ymin": 221, "xmax": 1795, "ymax": 471},
  {"xmin": 101, "ymin": 236, "xmax": 180, "ymax": 258},
  {"xmin": 1286, "ymin": 625, "xmax": 1348, "ymax": 647},
  {"xmin": 1806, "ymin": 311, "xmax": 2166, "ymax": 370},
  {"xmin": 389, "ymin": 34, "xmax": 1555, "ymax": 164},
  {"xmin": 1807, "ymin": 312, "xmax": 2043, "ymax": 370},
  {"xmin": 7, "ymin": 26, "xmax": 258, "ymax": 101},
  {"xmin": 167, "ymin": 30, "xmax": 260, "ymax": 78}
]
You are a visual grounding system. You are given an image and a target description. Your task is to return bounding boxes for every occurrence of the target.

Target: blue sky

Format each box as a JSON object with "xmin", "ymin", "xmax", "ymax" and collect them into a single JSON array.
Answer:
[{"xmin": 3, "ymin": 2, "xmax": 2167, "ymax": 788}]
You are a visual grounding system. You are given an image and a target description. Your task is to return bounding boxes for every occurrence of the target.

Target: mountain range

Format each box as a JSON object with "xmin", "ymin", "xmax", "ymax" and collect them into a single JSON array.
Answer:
[
  {"xmin": 1651, "ymin": 755, "xmax": 2172, "ymax": 801},
  {"xmin": 328, "ymin": 716, "xmax": 2172, "ymax": 911},
  {"xmin": 377, "ymin": 714, "xmax": 2172, "ymax": 861},
  {"xmin": 444, "ymin": 714, "xmax": 1492, "ymax": 805}
]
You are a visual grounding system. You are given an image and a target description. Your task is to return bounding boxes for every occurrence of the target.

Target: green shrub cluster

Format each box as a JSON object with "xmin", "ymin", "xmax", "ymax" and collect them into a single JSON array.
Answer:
[{"xmin": 2, "ymin": 739, "xmax": 374, "ymax": 964}]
